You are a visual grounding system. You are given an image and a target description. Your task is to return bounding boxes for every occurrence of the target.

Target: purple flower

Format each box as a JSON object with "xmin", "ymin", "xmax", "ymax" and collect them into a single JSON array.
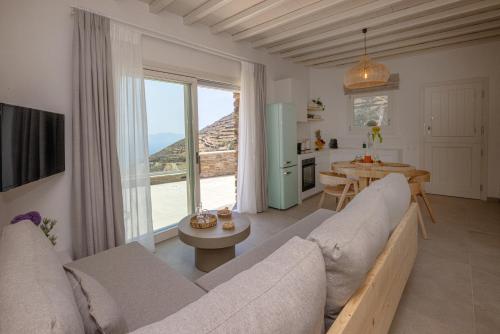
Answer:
[{"xmin": 11, "ymin": 211, "xmax": 42, "ymax": 226}]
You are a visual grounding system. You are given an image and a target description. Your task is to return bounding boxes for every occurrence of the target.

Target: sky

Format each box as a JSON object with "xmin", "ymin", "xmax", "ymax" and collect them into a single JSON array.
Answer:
[{"xmin": 145, "ymin": 79, "xmax": 234, "ymax": 136}]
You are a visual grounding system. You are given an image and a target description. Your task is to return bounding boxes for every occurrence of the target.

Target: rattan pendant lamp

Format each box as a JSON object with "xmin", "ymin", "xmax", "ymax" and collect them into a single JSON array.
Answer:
[{"xmin": 344, "ymin": 28, "xmax": 390, "ymax": 89}]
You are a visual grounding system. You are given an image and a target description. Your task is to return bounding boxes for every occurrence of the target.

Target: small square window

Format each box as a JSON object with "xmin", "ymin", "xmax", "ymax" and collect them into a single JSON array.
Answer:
[{"xmin": 348, "ymin": 93, "xmax": 393, "ymax": 133}]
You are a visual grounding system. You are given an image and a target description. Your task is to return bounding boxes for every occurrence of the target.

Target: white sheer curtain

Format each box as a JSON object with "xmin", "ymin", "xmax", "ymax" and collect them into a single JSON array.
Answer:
[
  {"xmin": 110, "ymin": 22, "xmax": 155, "ymax": 252},
  {"xmin": 237, "ymin": 61, "xmax": 267, "ymax": 214}
]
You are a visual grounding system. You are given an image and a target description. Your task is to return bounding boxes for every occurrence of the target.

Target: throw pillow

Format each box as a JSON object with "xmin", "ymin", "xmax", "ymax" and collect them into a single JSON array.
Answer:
[{"xmin": 65, "ymin": 266, "xmax": 128, "ymax": 334}]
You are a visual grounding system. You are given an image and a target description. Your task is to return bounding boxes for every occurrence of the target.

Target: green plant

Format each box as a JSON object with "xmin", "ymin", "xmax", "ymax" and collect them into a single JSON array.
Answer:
[
  {"xmin": 311, "ymin": 98, "xmax": 325, "ymax": 110},
  {"xmin": 40, "ymin": 218, "xmax": 57, "ymax": 246},
  {"xmin": 371, "ymin": 126, "xmax": 383, "ymax": 143}
]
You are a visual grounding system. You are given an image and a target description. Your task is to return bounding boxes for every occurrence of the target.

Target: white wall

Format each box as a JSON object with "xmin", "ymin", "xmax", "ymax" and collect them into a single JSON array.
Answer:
[
  {"xmin": 0, "ymin": 0, "xmax": 74, "ymax": 251},
  {"xmin": 309, "ymin": 40, "xmax": 500, "ymax": 198},
  {"xmin": 0, "ymin": 0, "xmax": 308, "ymax": 253}
]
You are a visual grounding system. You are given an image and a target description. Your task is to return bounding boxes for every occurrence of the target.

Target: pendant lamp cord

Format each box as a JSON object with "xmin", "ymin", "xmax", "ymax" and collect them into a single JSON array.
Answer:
[{"xmin": 363, "ymin": 28, "xmax": 367, "ymax": 56}]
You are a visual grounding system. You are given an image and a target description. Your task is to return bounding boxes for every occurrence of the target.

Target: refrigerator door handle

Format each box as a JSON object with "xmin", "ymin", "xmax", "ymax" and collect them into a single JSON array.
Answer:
[{"xmin": 283, "ymin": 171, "xmax": 292, "ymax": 175}]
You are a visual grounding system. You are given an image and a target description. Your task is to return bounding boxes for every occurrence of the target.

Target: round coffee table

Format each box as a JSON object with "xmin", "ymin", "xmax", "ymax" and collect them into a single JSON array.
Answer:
[{"xmin": 178, "ymin": 211, "xmax": 251, "ymax": 272}]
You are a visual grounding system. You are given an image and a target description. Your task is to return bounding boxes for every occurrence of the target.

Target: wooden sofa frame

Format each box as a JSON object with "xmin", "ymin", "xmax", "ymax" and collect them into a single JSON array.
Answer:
[{"xmin": 327, "ymin": 203, "xmax": 419, "ymax": 334}]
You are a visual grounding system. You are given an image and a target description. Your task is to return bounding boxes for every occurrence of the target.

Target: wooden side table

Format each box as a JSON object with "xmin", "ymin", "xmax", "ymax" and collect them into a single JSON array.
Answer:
[{"xmin": 178, "ymin": 211, "xmax": 251, "ymax": 272}]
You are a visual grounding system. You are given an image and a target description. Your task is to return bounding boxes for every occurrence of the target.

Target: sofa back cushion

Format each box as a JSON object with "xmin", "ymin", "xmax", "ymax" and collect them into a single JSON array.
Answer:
[
  {"xmin": 365, "ymin": 173, "xmax": 410, "ymax": 231},
  {"xmin": 308, "ymin": 191, "xmax": 391, "ymax": 321},
  {"xmin": 0, "ymin": 222, "xmax": 84, "ymax": 334},
  {"xmin": 131, "ymin": 237, "xmax": 327, "ymax": 334}
]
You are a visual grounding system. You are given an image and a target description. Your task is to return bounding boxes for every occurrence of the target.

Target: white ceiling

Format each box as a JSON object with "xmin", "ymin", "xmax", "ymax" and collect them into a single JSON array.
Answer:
[{"xmin": 139, "ymin": 0, "xmax": 500, "ymax": 67}]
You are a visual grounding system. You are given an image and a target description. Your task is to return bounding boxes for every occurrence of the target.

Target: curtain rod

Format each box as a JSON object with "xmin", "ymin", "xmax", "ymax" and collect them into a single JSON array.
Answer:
[{"xmin": 70, "ymin": 5, "xmax": 256, "ymax": 65}]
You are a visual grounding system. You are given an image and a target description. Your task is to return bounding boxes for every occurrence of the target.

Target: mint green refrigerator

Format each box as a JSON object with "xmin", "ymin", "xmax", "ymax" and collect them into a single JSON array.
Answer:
[{"xmin": 266, "ymin": 103, "xmax": 298, "ymax": 210}]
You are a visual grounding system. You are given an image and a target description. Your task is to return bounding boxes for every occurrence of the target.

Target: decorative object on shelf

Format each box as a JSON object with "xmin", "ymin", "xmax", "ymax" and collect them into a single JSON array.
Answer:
[
  {"xmin": 222, "ymin": 220, "xmax": 235, "ymax": 230},
  {"xmin": 329, "ymin": 138, "xmax": 338, "ymax": 149},
  {"xmin": 11, "ymin": 211, "xmax": 58, "ymax": 245},
  {"xmin": 344, "ymin": 28, "xmax": 390, "ymax": 89},
  {"xmin": 307, "ymin": 113, "xmax": 323, "ymax": 121},
  {"xmin": 217, "ymin": 207, "xmax": 232, "ymax": 219},
  {"xmin": 309, "ymin": 98, "xmax": 325, "ymax": 111},
  {"xmin": 314, "ymin": 130, "xmax": 326, "ymax": 151},
  {"xmin": 190, "ymin": 213, "xmax": 218, "ymax": 229}
]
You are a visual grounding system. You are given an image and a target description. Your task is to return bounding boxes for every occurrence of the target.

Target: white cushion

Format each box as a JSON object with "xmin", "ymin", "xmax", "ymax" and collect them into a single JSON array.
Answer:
[
  {"xmin": 369, "ymin": 173, "xmax": 411, "ymax": 231},
  {"xmin": 0, "ymin": 222, "xmax": 84, "ymax": 334},
  {"xmin": 308, "ymin": 192, "xmax": 391, "ymax": 320},
  {"xmin": 131, "ymin": 237, "xmax": 327, "ymax": 334}
]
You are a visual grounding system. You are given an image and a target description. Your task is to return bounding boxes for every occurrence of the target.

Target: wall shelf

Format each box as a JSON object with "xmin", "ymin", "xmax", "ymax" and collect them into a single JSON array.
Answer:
[{"xmin": 307, "ymin": 106, "xmax": 324, "ymax": 112}]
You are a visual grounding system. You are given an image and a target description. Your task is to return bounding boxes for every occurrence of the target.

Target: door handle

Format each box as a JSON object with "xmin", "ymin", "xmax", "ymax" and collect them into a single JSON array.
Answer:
[
  {"xmin": 285, "ymin": 161, "xmax": 292, "ymax": 164},
  {"xmin": 424, "ymin": 122, "xmax": 431, "ymax": 134},
  {"xmin": 283, "ymin": 171, "xmax": 292, "ymax": 175}
]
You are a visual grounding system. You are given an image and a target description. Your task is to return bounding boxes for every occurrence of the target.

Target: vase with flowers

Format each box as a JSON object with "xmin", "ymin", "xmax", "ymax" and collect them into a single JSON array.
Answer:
[
  {"xmin": 314, "ymin": 130, "xmax": 326, "ymax": 151},
  {"xmin": 365, "ymin": 120, "xmax": 383, "ymax": 162}
]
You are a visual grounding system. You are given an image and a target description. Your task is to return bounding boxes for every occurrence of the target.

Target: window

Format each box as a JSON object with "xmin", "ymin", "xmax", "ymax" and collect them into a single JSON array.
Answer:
[{"xmin": 348, "ymin": 92, "xmax": 393, "ymax": 133}]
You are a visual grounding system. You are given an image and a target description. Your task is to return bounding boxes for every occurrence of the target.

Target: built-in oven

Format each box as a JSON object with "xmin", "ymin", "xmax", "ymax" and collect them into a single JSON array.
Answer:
[{"xmin": 302, "ymin": 157, "xmax": 316, "ymax": 192}]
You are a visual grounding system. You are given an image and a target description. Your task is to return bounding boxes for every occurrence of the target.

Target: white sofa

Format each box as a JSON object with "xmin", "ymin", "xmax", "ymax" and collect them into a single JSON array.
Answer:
[{"xmin": 0, "ymin": 174, "xmax": 416, "ymax": 334}]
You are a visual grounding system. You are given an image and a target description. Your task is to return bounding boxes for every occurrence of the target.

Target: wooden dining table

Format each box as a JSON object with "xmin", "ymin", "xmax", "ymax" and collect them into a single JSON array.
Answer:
[
  {"xmin": 331, "ymin": 161, "xmax": 436, "ymax": 239},
  {"xmin": 331, "ymin": 161, "xmax": 417, "ymax": 190}
]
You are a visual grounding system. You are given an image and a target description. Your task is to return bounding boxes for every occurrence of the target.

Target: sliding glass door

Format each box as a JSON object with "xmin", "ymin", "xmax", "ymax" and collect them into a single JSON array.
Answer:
[
  {"xmin": 144, "ymin": 72, "xmax": 197, "ymax": 233},
  {"xmin": 143, "ymin": 70, "xmax": 240, "ymax": 238},
  {"xmin": 197, "ymin": 85, "xmax": 238, "ymax": 211}
]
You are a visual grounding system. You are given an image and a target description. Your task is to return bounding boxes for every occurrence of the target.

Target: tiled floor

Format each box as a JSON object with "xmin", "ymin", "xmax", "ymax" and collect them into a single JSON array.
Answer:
[{"xmin": 155, "ymin": 194, "xmax": 500, "ymax": 333}]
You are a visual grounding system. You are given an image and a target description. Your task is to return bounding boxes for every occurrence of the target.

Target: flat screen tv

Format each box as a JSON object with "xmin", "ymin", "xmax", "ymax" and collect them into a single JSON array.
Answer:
[{"xmin": 0, "ymin": 103, "xmax": 65, "ymax": 192}]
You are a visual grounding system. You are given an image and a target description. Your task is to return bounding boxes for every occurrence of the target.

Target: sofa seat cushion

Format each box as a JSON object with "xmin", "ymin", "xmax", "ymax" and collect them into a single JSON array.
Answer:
[
  {"xmin": 0, "ymin": 222, "xmax": 84, "ymax": 334},
  {"xmin": 131, "ymin": 237, "xmax": 327, "ymax": 334},
  {"xmin": 66, "ymin": 242, "xmax": 206, "ymax": 331},
  {"xmin": 195, "ymin": 208, "xmax": 335, "ymax": 291},
  {"xmin": 308, "ymin": 191, "xmax": 391, "ymax": 320}
]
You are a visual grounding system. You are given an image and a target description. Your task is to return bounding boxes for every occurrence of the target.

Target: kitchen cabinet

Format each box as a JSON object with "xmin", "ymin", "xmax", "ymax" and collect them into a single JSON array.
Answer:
[{"xmin": 273, "ymin": 78, "xmax": 308, "ymax": 123}]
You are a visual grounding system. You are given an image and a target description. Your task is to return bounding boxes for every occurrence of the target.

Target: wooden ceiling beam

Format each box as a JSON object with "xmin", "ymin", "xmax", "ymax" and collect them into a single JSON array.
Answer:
[
  {"xmin": 149, "ymin": 0, "xmax": 175, "ymax": 14},
  {"xmin": 292, "ymin": 10, "xmax": 500, "ymax": 62},
  {"xmin": 184, "ymin": 0, "xmax": 234, "ymax": 25},
  {"xmin": 268, "ymin": 0, "xmax": 482, "ymax": 54},
  {"xmin": 252, "ymin": 0, "xmax": 404, "ymax": 48},
  {"xmin": 306, "ymin": 24, "xmax": 500, "ymax": 66},
  {"xmin": 278, "ymin": 0, "xmax": 500, "ymax": 57},
  {"xmin": 211, "ymin": 0, "xmax": 288, "ymax": 34},
  {"xmin": 232, "ymin": 0, "xmax": 349, "ymax": 42},
  {"xmin": 314, "ymin": 31, "xmax": 500, "ymax": 68}
]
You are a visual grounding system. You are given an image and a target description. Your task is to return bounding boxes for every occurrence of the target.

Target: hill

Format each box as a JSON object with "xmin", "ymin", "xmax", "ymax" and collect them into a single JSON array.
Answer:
[
  {"xmin": 149, "ymin": 112, "xmax": 237, "ymax": 172},
  {"xmin": 148, "ymin": 132, "xmax": 184, "ymax": 155}
]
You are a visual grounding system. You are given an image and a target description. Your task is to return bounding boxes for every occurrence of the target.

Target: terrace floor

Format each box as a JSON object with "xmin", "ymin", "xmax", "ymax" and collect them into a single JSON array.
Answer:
[
  {"xmin": 150, "ymin": 175, "xmax": 236, "ymax": 231},
  {"xmin": 155, "ymin": 194, "xmax": 500, "ymax": 333}
]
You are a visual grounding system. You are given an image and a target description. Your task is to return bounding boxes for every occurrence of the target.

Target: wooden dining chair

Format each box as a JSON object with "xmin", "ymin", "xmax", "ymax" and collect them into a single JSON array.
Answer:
[
  {"xmin": 407, "ymin": 170, "xmax": 437, "ymax": 240},
  {"xmin": 318, "ymin": 172, "xmax": 359, "ymax": 211}
]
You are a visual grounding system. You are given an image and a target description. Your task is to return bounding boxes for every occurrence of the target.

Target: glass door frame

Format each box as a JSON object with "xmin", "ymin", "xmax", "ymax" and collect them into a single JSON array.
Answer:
[{"xmin": 143, "ymin": 68, "xmax": 202, "ymax": 243}]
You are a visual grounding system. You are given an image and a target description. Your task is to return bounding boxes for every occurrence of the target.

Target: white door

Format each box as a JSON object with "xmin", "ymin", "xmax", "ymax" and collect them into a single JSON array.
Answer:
[{"xmin": 423, "ymin": 80, "xmax": 484, "ymax": 199}]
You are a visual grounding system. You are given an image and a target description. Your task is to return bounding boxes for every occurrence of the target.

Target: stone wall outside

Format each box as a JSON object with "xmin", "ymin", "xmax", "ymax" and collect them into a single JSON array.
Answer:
[{"xmin": 199, "ymin": 150, "xmax": 237, "ymax": 178}]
